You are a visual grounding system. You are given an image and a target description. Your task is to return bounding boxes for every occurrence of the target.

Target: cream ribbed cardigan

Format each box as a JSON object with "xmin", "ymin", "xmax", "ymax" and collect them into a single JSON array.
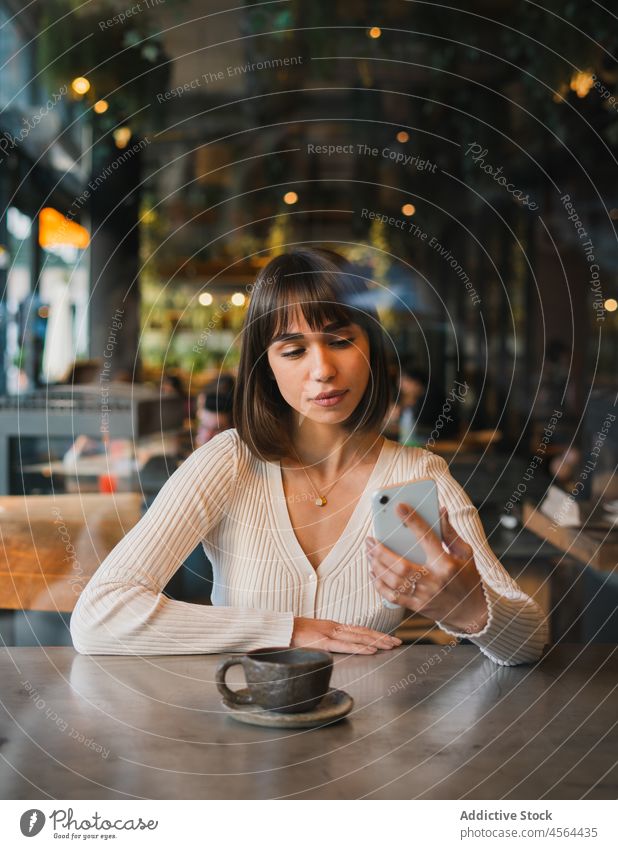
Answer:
[{"xmin": 70, "ymin": 430, "xmax": 549, "ymax": 665}]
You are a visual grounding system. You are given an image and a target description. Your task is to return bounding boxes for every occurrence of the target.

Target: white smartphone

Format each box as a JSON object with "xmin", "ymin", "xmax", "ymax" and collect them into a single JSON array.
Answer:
[{"xmin": 371, "ymin": 478, "xmax": 442, "ymax": 609}]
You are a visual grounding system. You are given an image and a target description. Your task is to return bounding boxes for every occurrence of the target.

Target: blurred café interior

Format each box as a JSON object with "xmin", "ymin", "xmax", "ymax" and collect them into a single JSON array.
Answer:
[{"xmin": 0, "ymin": 0, "xmax": 617, "ymax": 649}]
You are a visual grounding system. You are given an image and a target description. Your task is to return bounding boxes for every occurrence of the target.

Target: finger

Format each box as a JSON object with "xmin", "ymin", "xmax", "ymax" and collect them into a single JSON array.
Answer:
[
  {"xmin": 369, "ymin": 551, "xmax": 428, "ymax": 588},
  {"xmin": 397, "ymin": 503, "xmax": 444, "ymax": 559},
  {"xmin": 366, "ymin": 541, "xmax": 411, "ymax": 575},
  {"xmin": 370, "ymin": 558, "xmax": 412, "ymax": 591},
  {"xmin": 373, "ymin": 575, "xmax": 419, "ymax": 610},
  {"xmin": 342, "ymin": 624, "xmax": 402, "ymax": 642},
  {"xmin": 367, "ymin": 539, "xmax": 429, "ymax": 580},
  {"xmin": 332, "ymin": 626, "xmax": 401, "ymax": 648},
  {"xmin": 326, "ymin": 640, "xmax": 379, "ymax": 655}
]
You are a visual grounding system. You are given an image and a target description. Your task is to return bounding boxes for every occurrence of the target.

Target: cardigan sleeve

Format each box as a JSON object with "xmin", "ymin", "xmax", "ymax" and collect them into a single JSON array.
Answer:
[
  {"xmin": 70, "ymin": 430, "xmax": 294, "ymax": 655},
  {"xmin": 424, "ymin": 451, "xmax": 549, "ymax": 666}
]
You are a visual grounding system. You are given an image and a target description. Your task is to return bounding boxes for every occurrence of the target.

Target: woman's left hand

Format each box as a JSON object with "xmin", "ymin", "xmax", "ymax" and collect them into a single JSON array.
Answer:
[{"xmin": 366, "ymin": 504, "xmax": 489, "ymax": 635}]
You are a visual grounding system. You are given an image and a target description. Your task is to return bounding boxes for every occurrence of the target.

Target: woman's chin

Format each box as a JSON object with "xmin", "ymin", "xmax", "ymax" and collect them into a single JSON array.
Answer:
[
  {"xmin": 296, "ymin": 408, "xmax": 351, "ymax": 426},
  {"xmin": 316, "ymin": 413, "xmax": 348, "ymax": 423}
]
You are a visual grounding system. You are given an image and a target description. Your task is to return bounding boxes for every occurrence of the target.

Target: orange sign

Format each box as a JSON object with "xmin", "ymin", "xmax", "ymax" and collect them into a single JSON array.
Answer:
[{"xmin": 39, "ymin": 207, "xmax": 89, "ymax": 249}]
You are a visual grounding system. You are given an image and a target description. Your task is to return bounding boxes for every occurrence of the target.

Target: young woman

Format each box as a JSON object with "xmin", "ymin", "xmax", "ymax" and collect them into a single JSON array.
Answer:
[{"xmin": 71, "ymin": 249, "xmax": 548, "ymax": 665}]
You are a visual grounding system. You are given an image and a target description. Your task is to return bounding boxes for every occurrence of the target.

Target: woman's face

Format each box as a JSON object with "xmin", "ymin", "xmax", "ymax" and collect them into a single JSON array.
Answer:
[{"xmin": 266, "ymin": 311, "xmax": 372, "ymax": 426}]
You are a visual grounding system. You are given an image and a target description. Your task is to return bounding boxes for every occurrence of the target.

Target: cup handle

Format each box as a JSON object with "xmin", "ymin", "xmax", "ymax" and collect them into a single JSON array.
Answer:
[{"xmin": 215, "ymin": 656, "xmax": 254, "ymax": 704}]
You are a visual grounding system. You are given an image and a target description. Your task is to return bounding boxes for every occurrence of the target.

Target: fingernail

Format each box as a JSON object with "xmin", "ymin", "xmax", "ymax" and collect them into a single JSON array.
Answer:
[{"xmin": 397, "ymin": 503, "xmax": 411, "ymax": 517}]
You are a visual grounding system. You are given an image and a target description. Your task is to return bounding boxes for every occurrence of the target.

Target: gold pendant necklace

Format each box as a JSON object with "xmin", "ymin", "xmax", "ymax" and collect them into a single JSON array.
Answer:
[
  {"xmin": 291, "ymin": 443, "xmax": 370, "ymax": 507},
  {"xmin": 297, "ymin": 463, "xmax": 339, "ymax": 507}
]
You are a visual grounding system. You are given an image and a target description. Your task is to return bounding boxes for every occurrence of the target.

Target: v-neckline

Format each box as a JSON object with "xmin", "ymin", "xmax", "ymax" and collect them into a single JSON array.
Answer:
[{"xmin": 268, "ymin": 438, "xmax": 394, "ymax": 577}]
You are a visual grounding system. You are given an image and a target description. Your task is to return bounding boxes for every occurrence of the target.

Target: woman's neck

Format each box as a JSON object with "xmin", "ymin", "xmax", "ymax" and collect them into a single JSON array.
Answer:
[{"xmin": 287, "ymin": 425, "xmax": 384, "ymax": 478}]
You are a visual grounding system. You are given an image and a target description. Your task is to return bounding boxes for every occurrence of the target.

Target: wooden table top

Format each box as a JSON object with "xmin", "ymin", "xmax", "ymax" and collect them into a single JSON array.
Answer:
[
  {"xmin": 0, "ymin": 644, "xmax": 616, "ymax": 800},
  {"xmin": 523, "ymin": 501, "xmax": 618, "ymax": 573}
]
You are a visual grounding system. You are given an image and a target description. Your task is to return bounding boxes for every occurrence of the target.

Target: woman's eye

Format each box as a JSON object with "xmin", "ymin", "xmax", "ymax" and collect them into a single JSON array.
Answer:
[{"xmin": 280, "ymin": 337, "xmax": 355, "ymax": 357}]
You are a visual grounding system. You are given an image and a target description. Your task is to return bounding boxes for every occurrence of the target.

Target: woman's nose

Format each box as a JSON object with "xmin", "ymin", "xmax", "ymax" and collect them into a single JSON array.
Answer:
[{"xmin": 309, "ymin": 344, "xmax": 336, "ymax": 381}]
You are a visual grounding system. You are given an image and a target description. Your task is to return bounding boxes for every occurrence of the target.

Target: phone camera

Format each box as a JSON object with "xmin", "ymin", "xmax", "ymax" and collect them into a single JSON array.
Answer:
[{"xmin": 379, "ymin": 495, "xmax": 389, "ymax": 505}]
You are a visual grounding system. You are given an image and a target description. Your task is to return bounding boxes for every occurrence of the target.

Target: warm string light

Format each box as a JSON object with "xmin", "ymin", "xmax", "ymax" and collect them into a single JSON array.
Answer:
[
  {"xmin": 552, "ymin": 70, "xmax": 595, "ymax": 104},
  {"xmin": 93, "ymin": 99, "xmax": 109, "ymax": 114},
  {"xmin": 368, "ymin": 26, "xmax": 382, "ymax": 39},
  {"xmin": 396, "ymin": 130, "xmax": 409, "ymax": 143},
  {"xmin": 199, "ymin": 292, "xmax": 248, "ymax": 307},
  {"xmin": 71, "ymin": 76, "xmax": 90, "ymax": 96},
  {"xmin": 113, "ymin": 126, "xmax": 132, "ymax": 149},
  {"xmin": 604, "ymin": 298, "xmax": 617, "ymax": 312},
  {"xmin": 401, "ymin": 203, "xmax": 416, "ymax": 216},
  {"xmin": 569, "ymin": 69, "xmax": 594, "ymax": 98},
  {"xmin": 283, "ymin": 191, "xmax": 298, "ymax": 204}
]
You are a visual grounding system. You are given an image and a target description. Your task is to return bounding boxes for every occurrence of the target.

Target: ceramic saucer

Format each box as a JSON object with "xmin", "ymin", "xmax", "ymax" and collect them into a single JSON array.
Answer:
[{"xmin": 221, "ymin": 687, "xmax": 354, "ymax": 729}]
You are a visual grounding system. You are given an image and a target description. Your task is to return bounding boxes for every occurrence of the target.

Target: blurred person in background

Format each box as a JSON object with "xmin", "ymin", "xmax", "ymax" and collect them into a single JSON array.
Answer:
[
  {"xmin": 397, "ymin": 363, "xmax": 428, "ymax": 446},
  {"xmin": 195, "ymin": 382, "xmax": 235, "ymax": 446},
  {"xmin": 160, "ymin": 371, "xmax": 193, "ymax": 423},
  {"xmin": 161, "ymin": 371, "xmax": 185, "ymax": 397},
  {"xmin": 382, "ymin": 361, "xmax": 427, "ymax": 447}
]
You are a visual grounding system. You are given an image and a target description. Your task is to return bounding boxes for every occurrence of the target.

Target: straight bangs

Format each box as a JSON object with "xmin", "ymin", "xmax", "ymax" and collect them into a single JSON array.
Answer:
[
  {"xmin": 257, "ymin": 268, "xmax": 359, "ymax": 353},
  {"xmin": 234, "ymin": 249, "xmax": 391, "ymax": 461}
]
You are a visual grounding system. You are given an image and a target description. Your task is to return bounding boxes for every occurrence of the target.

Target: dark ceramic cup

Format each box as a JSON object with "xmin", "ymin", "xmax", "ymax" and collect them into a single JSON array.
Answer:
[{"xmin": 216, "ymin": 647, "xmax": 333, "ymax": 713}]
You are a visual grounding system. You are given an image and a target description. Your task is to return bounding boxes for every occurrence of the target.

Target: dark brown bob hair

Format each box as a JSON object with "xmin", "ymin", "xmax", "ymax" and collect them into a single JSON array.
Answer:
[{"xmin": 233, "ymin": 248, "xmax": 391, "ymax": 461}]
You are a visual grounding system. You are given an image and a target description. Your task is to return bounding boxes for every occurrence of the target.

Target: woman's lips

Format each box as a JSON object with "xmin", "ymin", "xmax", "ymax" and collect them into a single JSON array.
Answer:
[{"xmin": 311, "ymin": 390, "xmax": 349, "ymax": 407}]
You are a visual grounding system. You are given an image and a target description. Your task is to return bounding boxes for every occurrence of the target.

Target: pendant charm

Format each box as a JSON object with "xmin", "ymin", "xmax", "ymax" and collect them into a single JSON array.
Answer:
[{"xmin": 315, "ymin": 496, "xmax": 327, "ymax": 506}]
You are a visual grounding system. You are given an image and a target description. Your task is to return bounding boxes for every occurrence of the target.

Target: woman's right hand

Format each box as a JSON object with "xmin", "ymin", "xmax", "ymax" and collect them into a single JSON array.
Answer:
[{"xmin": 291, "ymin": 617, "xmax": 402, "ymax": 654}]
